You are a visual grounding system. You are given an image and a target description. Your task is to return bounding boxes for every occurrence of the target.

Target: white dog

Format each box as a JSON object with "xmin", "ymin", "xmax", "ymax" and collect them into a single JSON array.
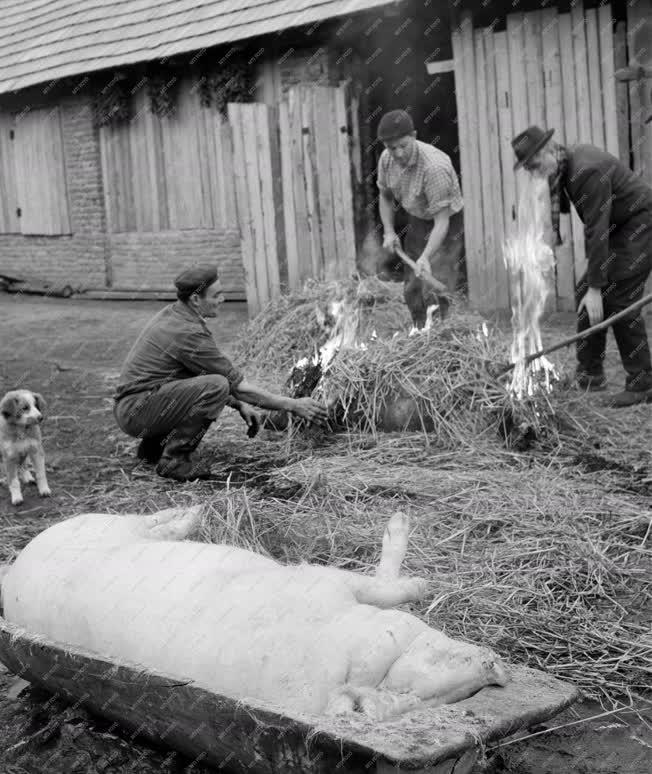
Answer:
[{"xmin": 0, "ymin": 389, "xmax": 51, "ymax": 506}]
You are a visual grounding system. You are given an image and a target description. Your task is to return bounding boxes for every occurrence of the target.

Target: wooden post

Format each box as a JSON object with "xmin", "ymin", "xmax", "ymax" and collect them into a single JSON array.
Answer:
[
  {"xmin": 613, "ymin": 22, "xmax": 630, "ymax": 165},
  {"xmin": 598, "ymin": 3, "xmax": 619, "ymax": 157},
  {"xmin": 585, "ymin": 7, "xmax": 606, "ymax": 148},
  {"xmin": 542, "ymin": 7, "xmax": 575, "ymax": 312},
  {"xmin": 626, "ymin": 0, "xmax": 652, "ymax": 183}
]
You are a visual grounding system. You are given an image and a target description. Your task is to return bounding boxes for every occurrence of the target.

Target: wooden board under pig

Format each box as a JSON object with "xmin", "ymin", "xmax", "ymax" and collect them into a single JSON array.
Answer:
[{"xmin": 0, "ymin": 616, "xmax": 580, "ymax": 774}]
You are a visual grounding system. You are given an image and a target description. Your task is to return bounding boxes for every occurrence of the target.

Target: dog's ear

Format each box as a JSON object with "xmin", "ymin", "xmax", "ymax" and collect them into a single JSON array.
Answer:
[
  {"xmin": 0, "ymin": 394, "xmax": 19, "ymax": 420},
  {"xmin": 32, "ymin": 393, "xmax": 47, "ymax": 414}
]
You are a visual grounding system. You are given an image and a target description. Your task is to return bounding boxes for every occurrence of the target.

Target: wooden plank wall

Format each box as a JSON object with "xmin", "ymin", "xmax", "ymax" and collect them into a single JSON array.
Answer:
[
  {"xmin": 279, "ymin": 83, "xmax": 357, "ymax": 290},
  {"xmin": 99, "ymin": 78, "xmax": 236, "ymax": 234},
  {"xmin": 13, "ymin": 107, "xmax": 71, "ymax": 235},
  {"xmin": 626, "ymin": 0, "xmax": 652, "ymax": 185},
  {"xmin": 228, "ymin": 102, "xmax": 282, "ymax": 318},
  {"xmin": 453, "ymin": 1, "xmax": 626, "ymax": 313}
]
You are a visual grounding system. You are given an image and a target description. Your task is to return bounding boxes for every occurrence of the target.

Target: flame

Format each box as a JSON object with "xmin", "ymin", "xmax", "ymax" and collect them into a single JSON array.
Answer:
[{"xmin": 503, "ymin": 175, "xmax": 559, "ymax": 399}]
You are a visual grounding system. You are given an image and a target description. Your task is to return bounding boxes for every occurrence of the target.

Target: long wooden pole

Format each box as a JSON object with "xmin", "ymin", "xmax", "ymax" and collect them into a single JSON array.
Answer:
[{"xmin": 496, "ymin": 293, "xmax": 652, "ymax": 376}]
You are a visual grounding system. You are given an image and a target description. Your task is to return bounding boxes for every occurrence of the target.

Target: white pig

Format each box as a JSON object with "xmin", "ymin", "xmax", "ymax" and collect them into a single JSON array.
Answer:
[{"xmin": 1, "ymin": 506, "xmax": 508, "ymax": 720}]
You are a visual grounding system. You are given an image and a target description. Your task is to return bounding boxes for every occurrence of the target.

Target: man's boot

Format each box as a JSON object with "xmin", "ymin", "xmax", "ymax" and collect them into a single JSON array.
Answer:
[
  {"xmin": 137, "ymin": 435, "xmax": 165, "ymax": 464},
  {"xmin": 155, "ymin": 419, "xmax": 214, "ymax": 481}
]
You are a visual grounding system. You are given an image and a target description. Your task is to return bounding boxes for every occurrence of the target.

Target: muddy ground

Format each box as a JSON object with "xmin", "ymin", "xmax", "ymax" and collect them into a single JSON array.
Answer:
[{"xmin": 0, "ymin": 294, "xmax": 650, "ymax": 773}]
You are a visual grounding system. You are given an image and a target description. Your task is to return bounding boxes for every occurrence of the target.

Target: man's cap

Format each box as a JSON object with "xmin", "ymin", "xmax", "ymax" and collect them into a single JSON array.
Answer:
[
  {"xmin": 377, "ymin": 109, "xmax": 415, "ymax": 142},
  {"xmin": 174, "ymin": 264, "xmax": 218, "ymax": 295},
  {"xmin": 512, "ymin": 125, "xmax": 555, "ymax": 170}
]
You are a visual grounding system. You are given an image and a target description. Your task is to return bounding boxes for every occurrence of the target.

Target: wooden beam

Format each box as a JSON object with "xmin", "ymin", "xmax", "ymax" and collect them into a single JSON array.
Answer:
[
  {"xmin": 425, "ymin": 59, "xmax": 455, "ymax": 75},
  {"xmin": 615, "ymin": 65, "xmax": 652, "ymax": 81}
]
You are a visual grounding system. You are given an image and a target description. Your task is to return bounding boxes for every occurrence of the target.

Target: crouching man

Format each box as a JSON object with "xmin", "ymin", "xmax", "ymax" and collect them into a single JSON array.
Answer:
[{"xmin": 113, "ymin": 264, "xmax": 328, "ymax": 481}]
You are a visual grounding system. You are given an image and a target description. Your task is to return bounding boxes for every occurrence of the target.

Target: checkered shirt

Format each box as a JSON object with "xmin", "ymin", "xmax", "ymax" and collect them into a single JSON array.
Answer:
[{"xmin": 377, "ymin": 140, "xmax": 464, "ymax": 220}]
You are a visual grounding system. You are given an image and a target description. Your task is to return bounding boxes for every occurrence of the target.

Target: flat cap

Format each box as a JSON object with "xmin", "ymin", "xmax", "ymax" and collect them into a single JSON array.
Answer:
[
  {"xmin": 174, "ymin": 264, "xmax": 218, "ymax": 295},
  {"xmin": 377, "ymin": 109, "xmax": 415, "ymax": 142}
]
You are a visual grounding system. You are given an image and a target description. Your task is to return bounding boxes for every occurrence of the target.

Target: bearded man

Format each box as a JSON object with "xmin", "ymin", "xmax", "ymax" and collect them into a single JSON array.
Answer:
[{"xmin": 512, "ymin": 125, "xmax": 652, "ymax": 407}]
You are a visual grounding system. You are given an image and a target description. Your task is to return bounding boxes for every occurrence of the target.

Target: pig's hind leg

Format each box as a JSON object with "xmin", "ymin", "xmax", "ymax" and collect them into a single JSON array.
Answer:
[{"xmin": 313, "ymin": 513, "xmax": 428, "ymax": 608}]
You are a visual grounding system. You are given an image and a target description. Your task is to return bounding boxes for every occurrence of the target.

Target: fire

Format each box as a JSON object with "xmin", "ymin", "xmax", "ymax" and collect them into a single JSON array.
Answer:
[{"xmin": 503, "ymin": 175, "xmax": 559, "ymax": 399}]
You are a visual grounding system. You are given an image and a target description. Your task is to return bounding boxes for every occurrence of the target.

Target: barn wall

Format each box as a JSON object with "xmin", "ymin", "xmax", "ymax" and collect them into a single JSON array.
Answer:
[{"xmin": 0, "ymin": 94, "xmax": 108, "ymax": 289}]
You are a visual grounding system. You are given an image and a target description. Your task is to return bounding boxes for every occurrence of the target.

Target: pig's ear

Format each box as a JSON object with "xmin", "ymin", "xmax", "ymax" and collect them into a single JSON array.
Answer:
[
  {"xmin": 33, "ymin": 393, "xmax": 47, "ymax": 415},
  {"xmin": 0, "ymin": 393, "xmax": 19, "ymax": 420}
]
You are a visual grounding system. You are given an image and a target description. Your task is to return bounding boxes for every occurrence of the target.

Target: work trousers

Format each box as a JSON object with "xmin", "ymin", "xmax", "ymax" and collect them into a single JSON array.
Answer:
[
  {"xmin": 575, "ymin": 270, "xmax": 652, "ymax": 392},
  {"xmin": 114, "ymin": 375, "xmax": 230, "ymax": 454},
  {"xmin": 380, "ymin": 210, "xmax": 465, "ymax": 328}
]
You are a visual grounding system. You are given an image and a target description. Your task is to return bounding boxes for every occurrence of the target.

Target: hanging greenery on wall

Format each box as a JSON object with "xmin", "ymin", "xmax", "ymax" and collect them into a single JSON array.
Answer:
[
  {"xmin": 93, "ymin": 73, "xmax": 131, "ymax": 127},
  {"xmin": 146, "ymin": 71, "xmax": 180, "ymax": 118},
  {"xmin": 198, "ymin": 55, "xmax": 254, "ymax": 116}
]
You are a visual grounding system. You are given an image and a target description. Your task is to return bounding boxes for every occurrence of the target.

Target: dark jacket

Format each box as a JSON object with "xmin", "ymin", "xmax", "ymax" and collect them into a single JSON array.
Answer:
[
  {"xmin": 114, "ymin": 301, "xmax": 243, "ymax": 401},
  {"xmin": 564, "ymin": 145, "xmax": 652, "ymax": 287}
]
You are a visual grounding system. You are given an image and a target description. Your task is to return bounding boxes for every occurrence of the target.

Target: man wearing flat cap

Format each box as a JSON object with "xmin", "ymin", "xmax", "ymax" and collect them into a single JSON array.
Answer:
[
  {"xmin": 512, "ymin": 125, "xmax": 652, "ymax": 407},
  {"xmin": 114, "ymin": 264, "xmax": 328, "ymax": 481},
  {"xmin": 376, "ymin": 109, "xmax": 464, "ymax": 328}
]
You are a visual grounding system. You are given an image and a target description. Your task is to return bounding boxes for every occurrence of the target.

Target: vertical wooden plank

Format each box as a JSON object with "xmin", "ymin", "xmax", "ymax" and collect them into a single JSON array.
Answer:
[
  {"xmin": 571, "ymin": 1, "xmax": 592, "ymax": 142},
  {"xmin": 288, "ymin": 88, "xmax": 312, "ymax": 284},
  {"xmin": 613, "ymin": 22, "xmax": 630, "ymax": 166},
  {"xmin": 99, "ymin": 125, "xmax": 114, "ymax": 233},
  {"xmin": 129, "ymin": 88, "xmax": 152, "ymax": 232},
  {"xmin": 459, "ymin": 9, "xmax": 484, "ymax": 310},
  {"xmin": 255, "ymin": 104, "xmax": 281, "ymax": 299},
  {"xmin": 484, "ymin": 28, "xmax": 510, "ymax": 311},
  {"xmin": 324, "ymin": 86, "xmax": 344, "ymax": 277},
  {"xmin": 203, "ymin": 107, "xmax": 221, "ymax": 229},
  {"xmin": 240, "ymin": 104, "xmax": 270, "ymax": 308},
  {"xmin": 474, "ymin": 29, "xmax": 494, "ymax": 307},
  {"xmin": 227, "ymin": 105, "xmax": 259, "ymax": 317},
  {"xmin": 334, "ymin": 83, "xmax": 357, "ymax": 276},
  {"xmin": 627, "ymin": 0, "xmax": 652, "ymax": 184},
  {"xmin": 300, "ymin": 87, "xmax": 322, "ymax": 279},
  {"xmin": 279, "ymin": 99, "xmax": 300, "ymax": 289},
  {"xmin": 507, "ymin": 13, "xmax": 529, "ymax": 212},
  {"xmin": 598, "ymin": 4, "xmax": 618, "ymax": 157},
  {"xmin": 348, "ymin": 86, "xmax": 363, "ymax": 185},
  {"xmin": 570, "ymin": 3, "xmax": 590, "ymax": 282},
  {"xmin": 494, "ymin": 31, "xmax": 515, "ymax": 247},
  {"xmin": 451, "ymin": 16, "xmax": 475, "ymax": 304},
  {"xmin": 585, "ymin": 8, "xmax": 606, "ymax": 148},
  {"xmin": 142, "ymin": 91, "xmax": 163, "ymax": 231},
  {"xmin": 0, "ymin": 113, "xmax": 19, "ymax": 233},
  {"xmin": 523, "ymin": 11, "xmax": 545, "ymax": 125},
  {"xmin": 312, "ymin": 86, "xmax": 338, "ymax": 280},
  {"xmin": 220, "ymin": 121, "xmax": 237, "ymax": 225},
  {"xmin": 542, "ymin": 7, "xmax": 575, "ymax": 311}
]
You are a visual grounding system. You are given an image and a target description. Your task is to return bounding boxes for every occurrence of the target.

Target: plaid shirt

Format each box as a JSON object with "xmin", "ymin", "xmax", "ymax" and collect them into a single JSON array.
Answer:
[
  {"xmin": 115, "ymin": 301, "xmax": 244, "ymax": 400},
  {"xmin": 377, "ymin": 140, "xmax": 464, "ymax": 220}
]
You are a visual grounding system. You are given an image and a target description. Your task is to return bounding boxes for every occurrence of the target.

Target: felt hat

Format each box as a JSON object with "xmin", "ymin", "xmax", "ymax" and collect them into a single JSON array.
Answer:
[{"xmin": 512, "ymin": 125, "xmax": 555, "ymax": 170}]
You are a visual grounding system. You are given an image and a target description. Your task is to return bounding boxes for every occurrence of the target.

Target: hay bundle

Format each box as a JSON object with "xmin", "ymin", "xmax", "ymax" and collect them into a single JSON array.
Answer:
[{"xmin": 235, "ymin": 279, "xmax": 574, "ymax": 449}]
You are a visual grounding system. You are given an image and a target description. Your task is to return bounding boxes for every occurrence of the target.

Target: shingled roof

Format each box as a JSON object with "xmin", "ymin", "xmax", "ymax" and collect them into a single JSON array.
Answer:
[{"xmin": 0, "ymin": 0, "xmax": 400, "ymax": 95}]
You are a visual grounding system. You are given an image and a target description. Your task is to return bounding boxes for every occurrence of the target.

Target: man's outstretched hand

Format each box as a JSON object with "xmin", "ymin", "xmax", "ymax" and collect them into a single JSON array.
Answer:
[
  {"xmin": 291, "ymin": 397, "xmax": 329, "ymax": 427},
  {"xmin": 238, "ymin": 403, "xmax": 260, "ymax": 438}
]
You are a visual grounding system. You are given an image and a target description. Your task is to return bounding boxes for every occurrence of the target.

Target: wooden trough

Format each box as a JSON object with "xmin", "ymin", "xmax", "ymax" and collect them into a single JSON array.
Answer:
[{"xmin": 0, "ymin": 616, "xmax": 580, "ymax": 774}]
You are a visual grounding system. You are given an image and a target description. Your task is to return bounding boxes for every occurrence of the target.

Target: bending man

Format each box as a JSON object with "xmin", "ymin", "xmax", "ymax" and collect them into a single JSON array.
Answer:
[
  {"xmin": 512, "ymin": 125, "xmax": 652, "ymax": 407},
  {"xmin": 376, "ymin": 109, "xmax": 465, "ymax": 328}
]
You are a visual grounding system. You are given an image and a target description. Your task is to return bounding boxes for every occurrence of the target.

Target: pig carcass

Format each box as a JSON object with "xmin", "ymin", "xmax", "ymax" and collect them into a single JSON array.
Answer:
[{"xmin": 1, "ymin": 507, "xmax": 509, "ymax": 720}]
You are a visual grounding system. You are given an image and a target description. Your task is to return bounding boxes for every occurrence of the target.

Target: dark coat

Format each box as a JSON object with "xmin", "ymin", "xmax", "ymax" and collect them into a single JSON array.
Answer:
[{"xmin": 564, "ymin": 145, "xmax": 652, "ymax": 287}]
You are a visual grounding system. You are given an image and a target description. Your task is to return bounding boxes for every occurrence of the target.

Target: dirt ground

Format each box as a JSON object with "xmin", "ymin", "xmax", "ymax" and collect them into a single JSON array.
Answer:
[{"xmin": 0, "ymin": 294, "xmax": 650, "ymax": 773}]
